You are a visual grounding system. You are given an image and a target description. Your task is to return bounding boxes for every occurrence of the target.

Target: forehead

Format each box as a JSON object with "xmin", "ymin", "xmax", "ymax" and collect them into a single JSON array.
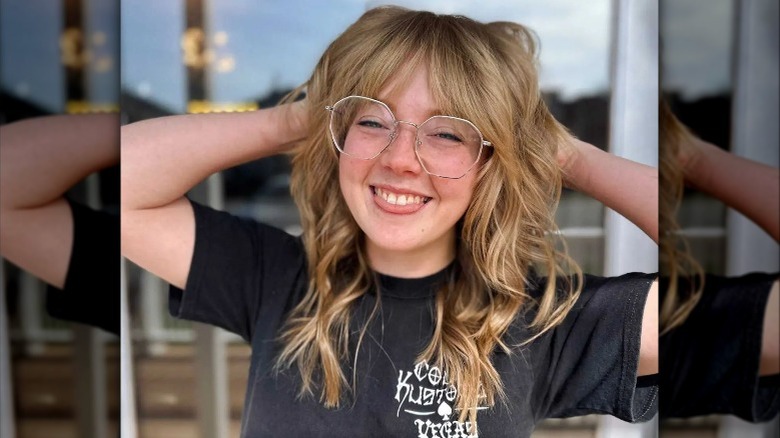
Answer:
[{"xmin": 375, "ymin": 64, "xmax": 447, "ymax": 119}]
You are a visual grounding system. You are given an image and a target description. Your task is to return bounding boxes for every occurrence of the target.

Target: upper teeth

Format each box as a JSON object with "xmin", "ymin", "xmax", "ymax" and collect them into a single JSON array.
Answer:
[{"xmin": 375, "ymin": 187, "xmax": 428, "ymax": 206}]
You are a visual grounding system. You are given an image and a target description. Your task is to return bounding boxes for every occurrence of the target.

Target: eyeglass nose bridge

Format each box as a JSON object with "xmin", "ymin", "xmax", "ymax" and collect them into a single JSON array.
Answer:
[{"xmin": 387, "ymin": 119, "xmax": 422, "ymax": 145}]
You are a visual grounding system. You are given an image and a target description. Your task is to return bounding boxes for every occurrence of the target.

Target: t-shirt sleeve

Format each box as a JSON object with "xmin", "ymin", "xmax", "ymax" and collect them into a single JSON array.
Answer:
[
  {"xmin": 659, "ymin": 272, "xmax": 779, "ymax": 422},
  {"xmin": 45, "ymin": 198, "xmax": 120, "ymax": 335},
  {"xmin": 168, "ymin": 199, "xmax": 306, "ymax": 342},
  {"xmin": 535, "ymin": 272, "xmax": 658, "ymax": 423}
]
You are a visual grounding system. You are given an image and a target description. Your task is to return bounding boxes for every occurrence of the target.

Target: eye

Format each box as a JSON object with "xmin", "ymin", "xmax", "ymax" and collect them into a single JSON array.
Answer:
[
  {"xmin": 357, "ymin": 119, "xmax": 387, "ymax": 129},
  {"xmin": 355, "ymin": 115, "xmax": 391, "ymax": 129},
  {"xmin": 432, "ymin": 131, "xmax": 464, "ymax": 143}
]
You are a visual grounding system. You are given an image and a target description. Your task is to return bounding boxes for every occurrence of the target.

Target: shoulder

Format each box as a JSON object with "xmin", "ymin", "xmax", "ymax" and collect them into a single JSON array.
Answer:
[
  {"xmin": 189, "ymin": 198, "xmax": 304, "ymax": 255},
  {"xmin": 170, "ymin": 199, "xmax": 308, "ymax": 340},
  {"xmin": 661, "ymin": 271, "xmax": 778, "ymax": 317},
  {"xmin": 577, "ymin": 272, "xmax": 657, "ymax": 304},
  {"xmin": 507, "ymin": 271, "xmax": 656, "ymax": 343},
  {"xmin": 186, "ymin": 198, "xmax": 307, "ymax": 294},
  {"xmin": 524, "ymin": 271, "xmax": 657, "ymax": 306},
  {"xmin": 513, "ymin": 271, "xmax": 659, "ymax": 422}
]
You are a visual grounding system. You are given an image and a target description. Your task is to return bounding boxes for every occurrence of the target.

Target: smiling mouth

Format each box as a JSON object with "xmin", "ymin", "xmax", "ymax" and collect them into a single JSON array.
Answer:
[{"xmin": 371, "ymin": 186, "xmax": 432, "ymax": 206}]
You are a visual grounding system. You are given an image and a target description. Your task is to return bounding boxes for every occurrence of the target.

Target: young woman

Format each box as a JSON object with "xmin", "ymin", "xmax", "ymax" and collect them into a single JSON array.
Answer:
[{"xmin": 122, "ymin": 6, "xmax": 658, "ymax": 437}]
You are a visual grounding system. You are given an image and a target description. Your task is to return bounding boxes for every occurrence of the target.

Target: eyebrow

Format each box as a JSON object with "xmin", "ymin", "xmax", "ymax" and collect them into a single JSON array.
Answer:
[{"xmin": 379, "ymin": 98, "xmax": 447, "ymax": 120}]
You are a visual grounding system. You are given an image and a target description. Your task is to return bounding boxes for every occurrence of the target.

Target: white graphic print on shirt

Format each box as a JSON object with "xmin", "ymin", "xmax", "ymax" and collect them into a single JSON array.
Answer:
[{"xmin": 394, "ymin": 360, "xmax": 484, "ymax": 438}]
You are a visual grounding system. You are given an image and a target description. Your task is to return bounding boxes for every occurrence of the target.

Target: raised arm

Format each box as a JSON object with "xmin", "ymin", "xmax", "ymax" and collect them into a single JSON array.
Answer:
[
  {"xmin": 681, "ymin": 137, "xmax": 780, "ymax": 243},
  {"xmin": 121, "ymin": 101, "xmax": 308, "ymax": 288},
  {"xmin": 672, "ymin": 121, "xmax": 779, "ymax": 376},
  {"xmin": 557, "ymin": 136, "xmax": 659, "ymax": 376},
  {"xmin": 689, "ymin": 144, "xmax": 780, "ymax": 376},
  {"xmin": 0, "ymin": 114, "xmax": 119, "ymax": 288},
  {"xmin": 558, "ymin": 137, "xmax": 659, "ymax": 244}
]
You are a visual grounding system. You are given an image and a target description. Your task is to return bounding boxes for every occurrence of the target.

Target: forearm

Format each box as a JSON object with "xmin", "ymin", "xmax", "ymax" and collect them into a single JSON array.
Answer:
[
  {"xmin": 684, "ymin": 140, "xmax": 780, "ymax": 242},
  {"xmin": 0, "ymin": 114, "xmax": 119, "ymax": 209},
  {"xmin": 563, "ymin": 140, "xmax": 659, "ymax": 243},
  {"xmin": 121, "ymin": 101, "xmax": 307, "ymax": 211}
]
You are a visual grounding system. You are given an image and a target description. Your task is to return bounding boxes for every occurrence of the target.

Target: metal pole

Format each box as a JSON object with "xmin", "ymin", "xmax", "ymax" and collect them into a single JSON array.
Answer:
[{"xmin": 599, "ymin": 0, "xmax": 658, "ymax": 436}]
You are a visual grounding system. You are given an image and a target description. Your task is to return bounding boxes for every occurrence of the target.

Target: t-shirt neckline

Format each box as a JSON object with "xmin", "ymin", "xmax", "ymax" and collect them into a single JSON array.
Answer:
[{"xmin": 373, "ymin": 262, "xmax": 455, "ymax": 300}]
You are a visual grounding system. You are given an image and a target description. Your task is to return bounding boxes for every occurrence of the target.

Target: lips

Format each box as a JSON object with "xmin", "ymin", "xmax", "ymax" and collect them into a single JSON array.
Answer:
[
  {"xmin": 373, "ymin": 186, "xmax": 431, "ymax": 205},
  {"xmin": 370, "ymin": 185, "xmax": 431, "ymax": 214}
]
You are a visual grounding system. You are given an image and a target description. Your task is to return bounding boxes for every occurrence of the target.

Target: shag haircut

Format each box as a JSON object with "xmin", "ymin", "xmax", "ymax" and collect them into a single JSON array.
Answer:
[{"xmin": 276, "ymin": 6, "xmax": 583, "ymax": 424}]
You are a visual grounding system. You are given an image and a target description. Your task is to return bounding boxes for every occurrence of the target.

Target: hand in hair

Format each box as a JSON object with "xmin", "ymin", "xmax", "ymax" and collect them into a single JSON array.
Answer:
[
  {"xmin": 554, "ymin": 133, "xmax": 583, "ymax": 186},
  {"xmin": 278, "ymin": 99, "xmax": 310, "ymax": 151}
]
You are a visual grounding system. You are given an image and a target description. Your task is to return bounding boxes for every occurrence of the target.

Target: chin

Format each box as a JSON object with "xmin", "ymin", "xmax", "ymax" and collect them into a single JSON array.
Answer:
[{"xmin": 364, "ymin": 229, "xmax": 425, "ymax": 253}]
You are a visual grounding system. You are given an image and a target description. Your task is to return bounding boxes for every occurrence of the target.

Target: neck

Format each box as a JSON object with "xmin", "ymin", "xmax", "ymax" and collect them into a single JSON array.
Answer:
[{"xmin": 366, "ymin": 235, "xmax": 456, "ymax": 278}]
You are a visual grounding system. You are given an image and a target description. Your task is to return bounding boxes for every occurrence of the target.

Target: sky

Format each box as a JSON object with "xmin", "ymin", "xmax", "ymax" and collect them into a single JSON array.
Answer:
[
  {"xmin": 0, "ymin": 0, "xmax": 119, "ymax": 113},
  {"xmin": 0, "ymin": 0, "xmax": 737, "ymax": 114},
  {"xmin": 120, "ymin": 0, "xmax": 616, "ymax": 112}
]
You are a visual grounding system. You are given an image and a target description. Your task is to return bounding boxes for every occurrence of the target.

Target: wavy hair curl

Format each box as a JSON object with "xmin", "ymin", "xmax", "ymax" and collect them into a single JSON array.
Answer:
[{"xmin": 658, "ymin": 99, "xmax": 705, "ymax": 334}]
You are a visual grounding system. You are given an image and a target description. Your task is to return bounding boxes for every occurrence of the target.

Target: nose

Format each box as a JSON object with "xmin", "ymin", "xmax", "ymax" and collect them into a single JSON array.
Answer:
[{"xmin": 379, "ymin": 121, "xmax": 423, "ymax": 175}]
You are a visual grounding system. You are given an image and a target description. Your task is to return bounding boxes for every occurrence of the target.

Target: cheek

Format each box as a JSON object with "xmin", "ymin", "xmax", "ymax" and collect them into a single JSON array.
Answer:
[
  {"xmin": 338, "ymin": 156, "xmax": 347, "ymax": 190},
  {"xmin": 338, "ymin": 157, "xmax": 353, "ymax": 203},
  {"xmin": 433, "ymin": 177, "xmax": 477, "ymax": 215},
  {"xmin": 338, "ymin": 156, "xmax": 370, "ymax": 207},
  {"xmin": 339, "ymin": 155, "xmax": 362, "ymax": 185}
]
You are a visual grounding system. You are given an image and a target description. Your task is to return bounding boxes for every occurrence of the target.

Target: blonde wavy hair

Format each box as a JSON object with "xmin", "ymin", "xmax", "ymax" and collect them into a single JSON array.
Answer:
[
  {"xmin": 659, "ymin": 99, "xmax": 705, "ymax": 334},
  {"xmin": 276, "ymin": 6, "xmax": 583, "ymax": 423}
]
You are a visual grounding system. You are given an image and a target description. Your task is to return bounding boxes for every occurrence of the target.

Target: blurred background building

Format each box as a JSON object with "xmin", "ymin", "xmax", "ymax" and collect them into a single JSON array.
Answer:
[{"xmin": 1, "ymin": 0, "xmax": 120, "ymax": 437}]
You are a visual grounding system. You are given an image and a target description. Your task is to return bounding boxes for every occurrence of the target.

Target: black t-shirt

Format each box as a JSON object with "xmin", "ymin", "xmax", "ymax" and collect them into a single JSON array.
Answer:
[
  {"xmin": 170, "ymin": 200, "xmax": 657, "ymax": 437},
  {"xmin": 45, "ymin": 198, "xmax": 120, "ymax": 335},
  {"xmin": 659, "ymin": 273, "xmax": 780, "ymax": 421}
]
